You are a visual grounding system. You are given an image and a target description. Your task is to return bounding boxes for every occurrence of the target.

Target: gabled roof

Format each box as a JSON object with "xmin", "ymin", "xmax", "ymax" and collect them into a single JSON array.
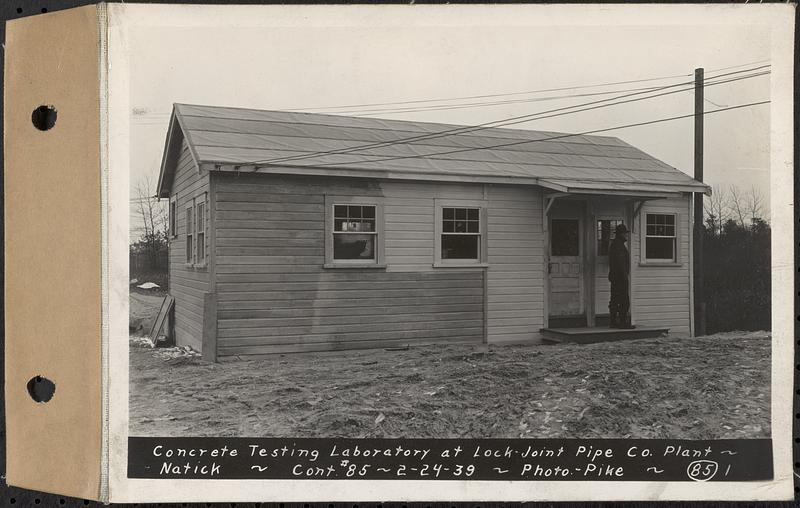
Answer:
[{"xmin": 157, "ymin": 103, "xmax": 711, "ymax": 198}]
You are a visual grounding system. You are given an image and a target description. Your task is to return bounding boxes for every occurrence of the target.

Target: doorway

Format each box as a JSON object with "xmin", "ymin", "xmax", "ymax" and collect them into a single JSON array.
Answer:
[{"xmin": 548, "ymin": 215, "xmax": 584, "ymax": 326}]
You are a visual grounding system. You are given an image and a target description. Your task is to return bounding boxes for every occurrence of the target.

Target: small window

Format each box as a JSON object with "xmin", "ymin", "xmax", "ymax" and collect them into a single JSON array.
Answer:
[
  {"xmin": 434, "ymin": 201, "xmax": 486, "ymax": 266},
  {"xmin": 325, "ymin": 198, "xmax": 384, "ymax": 268},
  {"xmin": 185, "ymin": 204, "xmax": 194, "ymax": 264},
  {"xmin": 196, "ymin": 199, "xmax": 206, "ymax": 264},
  {"xmin": 597, "ymin": 219, "xmax": 623, "ymax": 256},
  {"xmin": 441, "ymin": 207, "xmax": 481, "ymax": 260},
  {"xmin": 550, "ymin": 219, "xmax": 579, "ymax": 256},
  {"xmin": 645, "ymin": 213, "xmax": 677, "ymax": 261},
  {"xmin": 169, "ymin": 195, "xmax": 177, "ymax": 238},
  {"xmin": 333, "ymin": 204, "xmax": 377, "ymax": 261}
]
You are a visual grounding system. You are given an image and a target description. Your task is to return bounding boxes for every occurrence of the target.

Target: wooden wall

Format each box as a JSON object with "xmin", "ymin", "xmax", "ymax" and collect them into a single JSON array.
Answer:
[
  {"xmin": 630, "ymin": 195, "xmax": 692, "ymax": 335},
  {"xmin": 486, "ymin": 185, "xmax": 545, "ymax": 343},
  {"xmin": 167, "ymin": 137, "xmax": 210, "ymax": 351},
  {"xmin": 166, "ymin": 166, "xmax": 692, "ymax": 356},
  {"xmin": 213, "ymin": 174, "xmax": 487, "ymax": 357}
]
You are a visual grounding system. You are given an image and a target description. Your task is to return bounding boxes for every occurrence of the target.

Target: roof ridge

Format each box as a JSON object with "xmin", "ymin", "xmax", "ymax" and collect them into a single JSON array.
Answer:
[{"xmin": 173, "ymin": 102, "xmax": 627, "ymax": 144}]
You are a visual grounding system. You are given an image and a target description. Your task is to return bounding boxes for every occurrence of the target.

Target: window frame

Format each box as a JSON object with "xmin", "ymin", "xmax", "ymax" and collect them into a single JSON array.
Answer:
[
  {"xmin": 169, "ymin": 193, "xmax": 178, "ymax": 238},
  {"xmin": 195, "ymin": 193, "xmax": 207, "ymax": 267},
  {"xmin": 596, "ymin": 217, "xmax": 625, "ymax": 258},
  {"xmin": 434, "ymin": 199, "xmax": 488, "ymax": 267},
  {"xmin": 185, "ymin": 201, "xmax": 194, "ymax": 265},
  {"xmin": 640, "ymin": 211, "xmax": 682, "ymax": 265},
  {"xmin": 324, "ymin": 195, "xmax": 385, "ymax": 269}
]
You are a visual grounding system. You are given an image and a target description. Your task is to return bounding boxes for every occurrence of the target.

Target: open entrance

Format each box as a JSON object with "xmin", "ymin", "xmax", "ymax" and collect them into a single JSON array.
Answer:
[
  {"xmin": 594, "ymin": 217, "xmax": 625, "ymax": 326},
  {"xmin": 545, "ymin": 197, "xmax": 632, "ymax": 330}
]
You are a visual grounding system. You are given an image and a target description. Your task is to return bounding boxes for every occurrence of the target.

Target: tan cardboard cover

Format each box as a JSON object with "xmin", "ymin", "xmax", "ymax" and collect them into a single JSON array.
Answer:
[{"xmin": 4, "ymin": 4, "xmax": 103, "ymax": 500}]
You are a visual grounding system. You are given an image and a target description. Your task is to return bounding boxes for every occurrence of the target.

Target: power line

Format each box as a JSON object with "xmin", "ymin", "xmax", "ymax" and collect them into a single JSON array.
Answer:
[
  {"xmin": 240, "ymin": 66, "xmax": 769, "ymax": 167},
  {"xmin": 283, "ymin": 60, "xmax": 767, "ymax": 113},
  {"xmin": 126, "ymin": 60, "xmax": 769, "ymax": 123},
  {"xmin": 298, "ymin": 100, "xmax": 770, "ymax": 168},
  {"xmin": 705, "ymin": 58, "xmax": 771, "ymax": 74},
  {"xmin": 246, "ymin": 69, "xmax": 765, "ymax": 166},
  {"xmin": 341, "ymin": 65, "xmax": 770, "ymax": 117},
  {"xmin": 284, "ymin": 72, "xmax": 695, "ymax": 113},
  {"xmin": 326, "ymin": 64, "xmax": 771, "ymax": 117},
  {"xmin": 330, "ymin": 85, "xmax": 670, "ymax": 117}
]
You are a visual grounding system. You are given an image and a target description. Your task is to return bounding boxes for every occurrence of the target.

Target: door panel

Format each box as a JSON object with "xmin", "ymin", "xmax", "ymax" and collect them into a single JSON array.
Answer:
[{"xmin": 548, "ymin": 218, "xmax": 582, "ymax": 317}]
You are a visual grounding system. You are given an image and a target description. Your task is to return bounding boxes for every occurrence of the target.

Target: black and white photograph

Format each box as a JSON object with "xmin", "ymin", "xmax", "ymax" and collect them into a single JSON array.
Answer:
[{"xmin": 124, "ymin": 5, "xmax": 782, "ymax": 449}]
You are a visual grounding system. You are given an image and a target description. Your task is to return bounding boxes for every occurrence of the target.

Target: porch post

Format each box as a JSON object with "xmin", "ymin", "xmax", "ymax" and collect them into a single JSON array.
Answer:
[
  {"xmin": 542, "ymin": 188, "xmax": 550, "ymax": 329},
  {"xmin": 585, "ymin": 200, "xmax": 596, "ymax": 327}
]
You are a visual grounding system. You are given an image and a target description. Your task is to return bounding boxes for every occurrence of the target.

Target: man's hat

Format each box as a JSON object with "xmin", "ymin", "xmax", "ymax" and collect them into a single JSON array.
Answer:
[{"xmin": 615, "ymin": 223, "xmax": 629, "ymax": 234}]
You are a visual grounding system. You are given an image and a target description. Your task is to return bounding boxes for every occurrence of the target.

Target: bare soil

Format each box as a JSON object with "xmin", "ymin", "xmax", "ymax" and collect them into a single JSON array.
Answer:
[
  {"xmin": 129, "ymin": 312, "xmax": 770, "ymax": 439},
  {"xmin": 129, "ymin": 291, "xmax": 168, "ymax": 334}
]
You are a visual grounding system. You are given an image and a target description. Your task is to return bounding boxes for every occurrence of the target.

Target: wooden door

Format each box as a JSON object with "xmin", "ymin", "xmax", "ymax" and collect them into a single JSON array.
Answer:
[{"xmin": 548, "ymin": 217, "xmax": 583, "ymax": 317}]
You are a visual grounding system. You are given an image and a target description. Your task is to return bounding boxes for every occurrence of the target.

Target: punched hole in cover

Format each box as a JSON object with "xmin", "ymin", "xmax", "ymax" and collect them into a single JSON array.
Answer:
[
  {"xmin": 31, "ymin": 105, "xmax": 57, "ymax": 131},
  {"xmin": 26, "ymin": 375, "xmax": 55, "ymax": 403}
]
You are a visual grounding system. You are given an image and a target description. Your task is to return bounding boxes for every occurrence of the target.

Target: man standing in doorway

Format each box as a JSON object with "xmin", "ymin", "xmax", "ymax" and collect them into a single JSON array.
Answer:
[{"xmin": 608, "ymin": 223, "xmax": 634, "ymax": 329}]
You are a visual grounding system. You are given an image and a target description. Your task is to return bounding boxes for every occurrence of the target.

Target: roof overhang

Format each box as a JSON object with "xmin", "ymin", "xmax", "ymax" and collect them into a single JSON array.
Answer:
[
  {"xmin": 156, "ymin": 106, "xmax": 201, "ymax": 199},
  {"xmin": 199, "ymin": 162, "xmax": 710, "ymax": 198},
  {"xmin": 538, "ymin": 177, "xmax": 711, "ymax": 197},
  {"xmin": 156, "ymin": 113, "xmax": 180, "ymax": 199}
]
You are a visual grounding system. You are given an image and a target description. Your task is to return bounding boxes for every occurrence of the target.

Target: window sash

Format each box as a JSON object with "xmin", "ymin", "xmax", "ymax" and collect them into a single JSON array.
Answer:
[
  {"xmin": 169, "ymin": 196, "xmax": 177, "ymax": 238},
  {"xmin": 643, "ymin": 213, "xmax": 678, "ymax": 262},
  {"xmin": 435, "ymin": 201, "xmax": 486, "ymax": 265},
  {"xmin": 328, "ymin": 201, "xmax": 382, "ymax": 264},
  {"xmin": 596, "ymin": 219, "xmax": 623, "ymax": 256},
  {"xmin": 195, "ymin": 200, "xmax": 206, "ymax": 264},
  {"xmin": 185, "ymin": 205, "xmax": 194, "ymax": 263}
]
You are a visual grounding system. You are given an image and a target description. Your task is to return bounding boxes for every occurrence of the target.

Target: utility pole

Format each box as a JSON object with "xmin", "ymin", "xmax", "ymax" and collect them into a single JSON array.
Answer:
[{"xmin": 693, "ymin": 67, "xmax": 706, "ymax": 337}]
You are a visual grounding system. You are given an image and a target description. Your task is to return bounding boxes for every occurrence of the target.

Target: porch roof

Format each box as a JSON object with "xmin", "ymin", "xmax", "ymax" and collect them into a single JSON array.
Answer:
[{"xmin": 158, "ymin": 103, "xmax": 711, "ymax": 198}]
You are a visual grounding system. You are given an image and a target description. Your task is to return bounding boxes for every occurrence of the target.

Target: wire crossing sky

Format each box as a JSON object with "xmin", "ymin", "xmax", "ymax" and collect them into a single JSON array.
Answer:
[
  {"xmin": 128, "ymin": 18, "xmax": 772, "ymax": 223},
  {"xmin": 239, "ymin": 67, "xmax": 769, "ymax": 167}
]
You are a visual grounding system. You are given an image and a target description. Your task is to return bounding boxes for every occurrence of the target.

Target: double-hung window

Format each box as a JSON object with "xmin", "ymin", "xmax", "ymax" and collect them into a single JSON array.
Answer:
[
  {"xmin": 185, "ymin": 193, "xmax": 207, "ymax": 267},
  {"xmin": 644, "ymin": 213, "xmax": 677, "ymax": 262},
  {"xmin": 185, "ymin": 204, "xmax": 194, "ymax": 264},
  {"xmin": 169, "ymin": 194, "xmax": 178, "ymax": 238},
  {"xmin": 334, "ymin": 204, "xmax": 376, "ymax": 261},
  {"xmin": 434, "ymin": 200, "xmax": 487, "ymax": 265},
  {"xmin": 325, "ymin": 196, "xmax": 385, "ymax": 267},
  {"xmin": 196, "ymin": 199, "xmax": 206, "ymax": 265}
]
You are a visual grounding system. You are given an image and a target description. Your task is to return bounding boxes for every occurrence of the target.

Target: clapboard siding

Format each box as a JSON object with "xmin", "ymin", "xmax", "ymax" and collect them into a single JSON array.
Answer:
[
  {"xmin": 630, "ymin": 196, "xmax": 692, "ymax": 335},
  {"xmin": 167, "ymin": 137, "xmax": 210, "ymax": 351},
  {"xmin": 486, "ymin": 185, "xmax": 545, "ymax": 344},
  {"xmin": 213, "ymin": 173, "xmax": 485, "ymax": 357},
  {"xmin": 382, "ymin": 181, "xmax": 482, "ymax": 272}
]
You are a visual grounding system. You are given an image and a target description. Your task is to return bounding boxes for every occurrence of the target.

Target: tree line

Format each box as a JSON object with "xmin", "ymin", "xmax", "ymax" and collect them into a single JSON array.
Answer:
[
  {"xmin": 701, "ymin": 184, "xmax": 770, "ymax": 333},
  {"xmin": 130, "ymin": 176, "xmax": 169, "ymax": 288}
]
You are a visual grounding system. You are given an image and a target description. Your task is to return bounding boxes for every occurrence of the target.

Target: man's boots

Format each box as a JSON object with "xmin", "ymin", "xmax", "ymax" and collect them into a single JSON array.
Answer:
[
  {"xmin": 608, "ymin": 304, "xmax": 619, "ymax": 328},
  {"xmin": 618, "ymin": 307, "xmax": 635, "ymax": 329}
]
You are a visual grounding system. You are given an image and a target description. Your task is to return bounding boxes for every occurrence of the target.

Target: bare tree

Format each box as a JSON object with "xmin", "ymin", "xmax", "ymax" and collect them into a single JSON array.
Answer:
[
  {"xmin": 746, "ymin": 185, "xmax": 764, "ymax": 224},
  {"xmin": 704, "ymin": 185, "xmax": 729, "ymax": 235},
  {"xmin": 133, "ymin": 175, "xmax": 167, "ymax": 268},
  {"xmin": 728, "ymin": 184, "xmax": 747, "ymax": 227}
]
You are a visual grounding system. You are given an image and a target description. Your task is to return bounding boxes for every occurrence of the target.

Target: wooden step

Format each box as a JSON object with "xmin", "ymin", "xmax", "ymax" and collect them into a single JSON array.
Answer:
[{"xmin": 540, "ymin": 326, "xmax": 669, "ymax": 344}]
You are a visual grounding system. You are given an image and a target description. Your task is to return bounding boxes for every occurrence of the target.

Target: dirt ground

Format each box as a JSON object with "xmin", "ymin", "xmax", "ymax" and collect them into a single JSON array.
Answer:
[
  {"xmin": 129, "ymin": 294, "xmax": 770, "ymax": 439},
  {"xmin": 129, "ymin": 289, "xmax": 168, "ymax": 335}
]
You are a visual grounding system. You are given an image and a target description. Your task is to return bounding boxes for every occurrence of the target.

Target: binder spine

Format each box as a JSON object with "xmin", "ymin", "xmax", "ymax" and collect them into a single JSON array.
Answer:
[
  {"xmin": 98, "ymin": 2, "xmax": 110, "ymax": 503},
  {"xmin": 4, "ymin": 5, "xmax": 105, "ymax": 501}
]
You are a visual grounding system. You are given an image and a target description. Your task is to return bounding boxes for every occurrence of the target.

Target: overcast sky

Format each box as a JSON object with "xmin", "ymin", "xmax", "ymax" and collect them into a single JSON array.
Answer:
[{"xmin": 129, "ymin": 12, "xmax": 772, "ymax": 235}]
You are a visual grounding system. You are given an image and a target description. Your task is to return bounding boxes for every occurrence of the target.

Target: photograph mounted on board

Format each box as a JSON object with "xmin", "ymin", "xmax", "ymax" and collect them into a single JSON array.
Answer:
[{"xmin": 127, "ymin": 11, "xmax": 774, "ymax": 443}]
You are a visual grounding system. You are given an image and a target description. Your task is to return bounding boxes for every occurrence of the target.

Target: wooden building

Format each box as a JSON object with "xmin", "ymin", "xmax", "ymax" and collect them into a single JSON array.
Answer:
[{"xmin": 156, "ymin": 104, "xmax": 710, "ymax": 361}]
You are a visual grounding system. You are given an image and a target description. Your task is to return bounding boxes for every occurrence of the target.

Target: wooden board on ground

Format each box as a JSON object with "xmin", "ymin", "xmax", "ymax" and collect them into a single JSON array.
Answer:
[{"xmin": 149, "ymin": 295, "xmax": 175, "ymax": 347}]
